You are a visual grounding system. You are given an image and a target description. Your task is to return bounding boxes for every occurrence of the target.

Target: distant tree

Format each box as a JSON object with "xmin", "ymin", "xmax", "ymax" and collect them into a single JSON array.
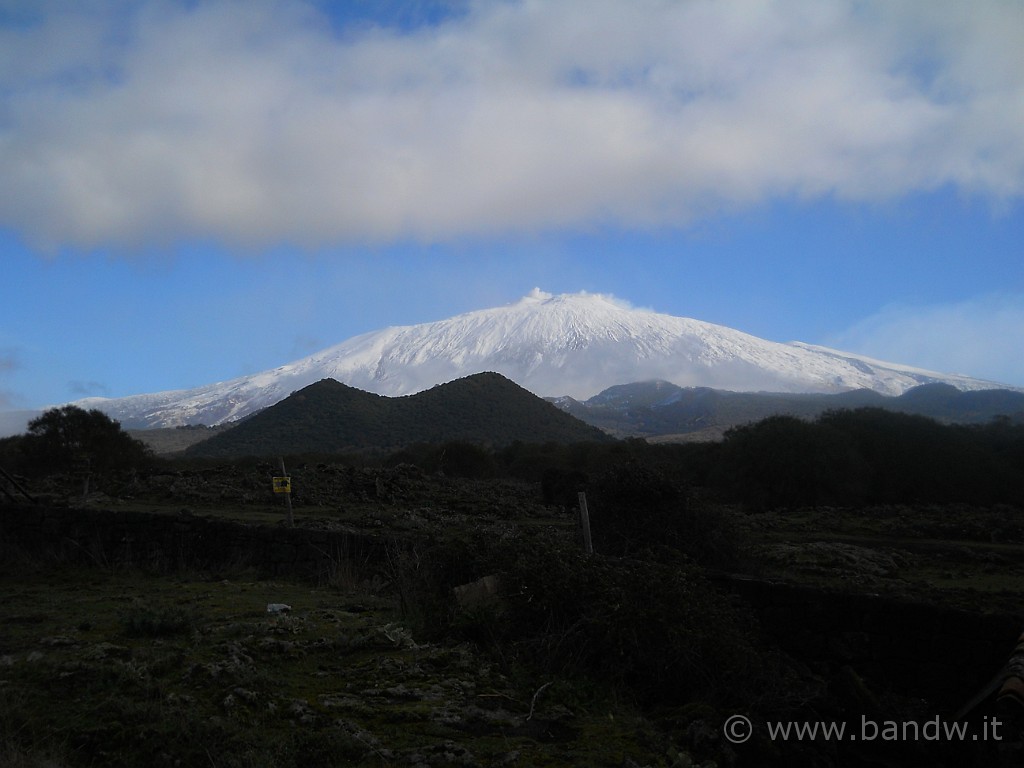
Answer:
[{"xmin": 22, "ymin": 405, "xmax": 151, "ymax": 476}]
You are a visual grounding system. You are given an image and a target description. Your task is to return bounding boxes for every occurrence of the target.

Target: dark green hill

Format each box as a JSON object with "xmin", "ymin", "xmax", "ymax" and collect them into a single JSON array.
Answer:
[{"xmin": 186, "ymin": 372, "xmax": 611, "ymax": 458}]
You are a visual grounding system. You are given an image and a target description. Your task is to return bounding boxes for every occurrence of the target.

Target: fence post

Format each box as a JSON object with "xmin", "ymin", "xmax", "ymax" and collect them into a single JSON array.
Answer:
[{"xmin": 577, "ymin": 491, "xmax": 593, "ymax": 554}]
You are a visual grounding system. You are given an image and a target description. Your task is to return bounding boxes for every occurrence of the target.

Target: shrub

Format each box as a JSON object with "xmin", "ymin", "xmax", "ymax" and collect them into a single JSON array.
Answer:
[{"xmin": 120, "ymin": 603, "xmax": 199, "ymax": 637}]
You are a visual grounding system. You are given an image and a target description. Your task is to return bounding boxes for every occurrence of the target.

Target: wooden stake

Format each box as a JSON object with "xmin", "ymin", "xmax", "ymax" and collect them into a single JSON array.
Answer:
[
  {"xmin": 278, "ymin": 456, "xmax": 294, "ymax": 528},
  {"xmin": 577, "ymin": 491, "xmax": 593, "ymax": 554}
]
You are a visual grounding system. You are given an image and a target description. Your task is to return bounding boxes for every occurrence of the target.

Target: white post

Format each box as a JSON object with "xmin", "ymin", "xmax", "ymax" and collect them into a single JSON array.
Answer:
[{"xmin": 577, "ymin": 491, "xmax": 593, "ymax": 554}]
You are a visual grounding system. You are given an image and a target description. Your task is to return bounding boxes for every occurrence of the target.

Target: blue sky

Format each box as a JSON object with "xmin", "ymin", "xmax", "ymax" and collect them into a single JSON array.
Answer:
[{"xmin": 1, "ymin": 0, "xmax": 1022, "ymax": 412}]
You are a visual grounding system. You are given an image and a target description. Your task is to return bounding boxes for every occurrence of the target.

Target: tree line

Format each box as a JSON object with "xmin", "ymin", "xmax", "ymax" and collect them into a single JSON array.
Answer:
[
  {"xmin": 714, "ymin": 408, "xmax": 1024, "ymax": 510},
  {"xmin": 2, "ymin": 404, "xmax": 1023, "ymax": 513}
]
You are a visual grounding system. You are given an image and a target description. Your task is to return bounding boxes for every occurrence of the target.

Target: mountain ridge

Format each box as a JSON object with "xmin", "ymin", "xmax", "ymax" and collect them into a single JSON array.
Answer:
[
  {"xmin": 6, "ymin": 289, "xmax": 1016, "ymax": 434},
  {"xmin": 552, "ymin": 380, "xmax": 1024, "ymax": 441}
]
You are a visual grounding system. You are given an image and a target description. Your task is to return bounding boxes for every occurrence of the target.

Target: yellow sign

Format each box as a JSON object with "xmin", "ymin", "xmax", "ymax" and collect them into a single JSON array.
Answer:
[{"xmin": 272, "ymin": 476, "xmax": 291, "ymax": 494}]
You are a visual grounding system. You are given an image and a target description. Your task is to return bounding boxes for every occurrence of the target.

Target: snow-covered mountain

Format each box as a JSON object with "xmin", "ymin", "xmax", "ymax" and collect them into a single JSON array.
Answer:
[{"xmin": 48, "ymin": 289, "xmax": 1017, "ymax": 429}]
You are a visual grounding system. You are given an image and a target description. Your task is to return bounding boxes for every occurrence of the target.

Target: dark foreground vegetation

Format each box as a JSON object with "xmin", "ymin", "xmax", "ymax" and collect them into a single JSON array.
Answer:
[{"xmin": 1, "ymin": 405, "xmax": 1024, "ymax": 766}]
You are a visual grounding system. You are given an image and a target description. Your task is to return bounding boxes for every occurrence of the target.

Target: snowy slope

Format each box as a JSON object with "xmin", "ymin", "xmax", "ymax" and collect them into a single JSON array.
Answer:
[{"xmin": 60, "ymin": 289, "xmax": 1013, "ymax": 429}]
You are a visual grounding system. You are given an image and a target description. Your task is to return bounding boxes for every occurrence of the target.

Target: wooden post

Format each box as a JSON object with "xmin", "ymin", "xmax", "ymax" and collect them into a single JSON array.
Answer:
[
  {"xmin": 577, "ymin": 491, "xmax": 593, "ymax": 554},
  {"xmin": 278, "ymin": 457, "xmax": 294, "ymax": 528}
]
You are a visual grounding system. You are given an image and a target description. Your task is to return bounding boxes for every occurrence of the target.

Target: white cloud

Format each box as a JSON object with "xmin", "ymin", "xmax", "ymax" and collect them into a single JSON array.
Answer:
[
  {"xmin": 1, "ymin": 0, "xmax": 1022, "ymax": 249},
  {"xmin": 829, "ymin": 294, "xmax": 1024, "ymax": 388}
]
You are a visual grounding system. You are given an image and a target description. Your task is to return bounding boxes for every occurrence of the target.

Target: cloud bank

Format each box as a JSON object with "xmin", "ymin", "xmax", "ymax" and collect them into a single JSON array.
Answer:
[
  {"xmin": 830, "ymin": 294, "xmax": 1024, "ymax": 388},
  {"xmin": 2, "ymin": 0, "xmax": 1022, "ymax": 250}
]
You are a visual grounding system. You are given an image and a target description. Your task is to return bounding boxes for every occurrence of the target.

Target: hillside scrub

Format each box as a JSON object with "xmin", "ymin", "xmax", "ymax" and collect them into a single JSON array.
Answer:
[{"xmin": 716, "ymin": 409, "xmax": 1024, "ymax": 510}]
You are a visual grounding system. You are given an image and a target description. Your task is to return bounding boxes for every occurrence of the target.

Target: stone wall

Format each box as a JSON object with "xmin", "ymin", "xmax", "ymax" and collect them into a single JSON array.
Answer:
[{"xmin": 0, "ymin": 504, "xmax": 403, "ymax": 583}]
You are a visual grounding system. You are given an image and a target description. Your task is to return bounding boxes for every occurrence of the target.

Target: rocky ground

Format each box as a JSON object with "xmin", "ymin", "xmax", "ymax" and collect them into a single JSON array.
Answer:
[{"xmin": 0, "ymin": 562, "xmax": 702, "ymax": 768}]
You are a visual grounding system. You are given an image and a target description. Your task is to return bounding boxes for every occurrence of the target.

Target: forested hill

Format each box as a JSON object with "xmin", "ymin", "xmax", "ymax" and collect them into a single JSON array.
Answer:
[{"xmin": 185, "ymin": 373, "xmax": 611, "ymax": 458}]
